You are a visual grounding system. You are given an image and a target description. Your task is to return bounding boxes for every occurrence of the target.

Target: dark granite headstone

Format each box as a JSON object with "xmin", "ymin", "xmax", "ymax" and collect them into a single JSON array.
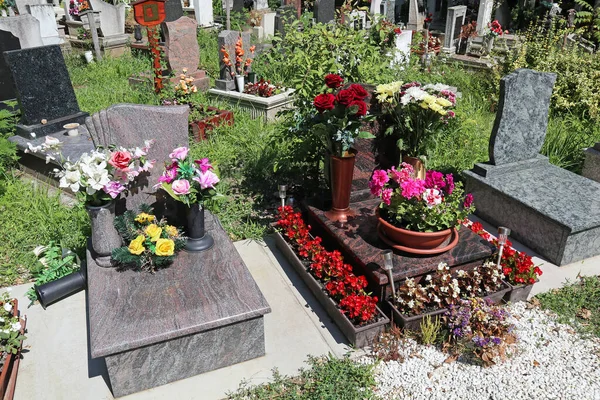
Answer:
[
  {"xmin": 232, "ymin": 0, "xmax": 244, "ymax": 11},
  {"xmin": 163, "ymin": 0, "xmax": 184, "ymax": 22},
  {"xmin": 0, "ymin": 30, "xmax": 20, "ymax": 104},
  {"xmin": 275, "ymin": 4, "xmax": 295, "ymax": 37},
  {"xmin": 215, "ymin": 30, "xmax": 252, "ymax": 91},
  {"xmin": 489, "ymin": 69, "xmax": 557, "ymax": 165},
  {"xmin": 314, "ymin": 0, "xmax": 335, "ymax": 23},
  {"xmin": 4, "ymin": 45, "xmax": 88, "ymax": 138}
]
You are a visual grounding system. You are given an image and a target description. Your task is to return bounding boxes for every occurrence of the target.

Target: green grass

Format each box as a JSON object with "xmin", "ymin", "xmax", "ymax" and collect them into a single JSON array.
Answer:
[
  {"xmin": 0, "ymin": 178, "xmax": 90, "ymax": 287},
  {"xmin": 535, "ymin": 275, "xmax": 600, "ymax": 338},
  {"xmin": 227, "ymin": 355, "xmax": 378, "ymax": 399}
]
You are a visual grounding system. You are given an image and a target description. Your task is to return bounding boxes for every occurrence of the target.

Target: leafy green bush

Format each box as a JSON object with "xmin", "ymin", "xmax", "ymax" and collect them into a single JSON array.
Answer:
[{"xmin": 0, "ymin": 106, "xmax": 18, "ymax": 183}]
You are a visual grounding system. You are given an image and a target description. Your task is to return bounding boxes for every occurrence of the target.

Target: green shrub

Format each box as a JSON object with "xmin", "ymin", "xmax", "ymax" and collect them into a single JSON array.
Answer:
[{"xmin": 0, "ymin": 106, "xmax": 18, "ymax": 183}]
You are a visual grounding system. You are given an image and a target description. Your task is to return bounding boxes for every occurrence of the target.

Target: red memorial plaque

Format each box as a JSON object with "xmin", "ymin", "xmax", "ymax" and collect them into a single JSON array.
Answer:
[{"xmin": 132, "ymin": 0, "xmax": 166, "ymax": 26}]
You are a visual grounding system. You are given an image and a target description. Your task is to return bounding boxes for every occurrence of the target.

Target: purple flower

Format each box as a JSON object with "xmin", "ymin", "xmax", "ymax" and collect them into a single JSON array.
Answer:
[
  {"xmin": 445, "ymin": 173, "xmax": 454, "ymax": 195},
  {"xmin": 193, "ymin": 170, "xmax": 219, "ymax": 190},
  {"xmin": 195, "ymin": 158, "xmax": 213, "ymax": 173},
  {"xmin": 425, "ymin": 170, "xmax": 446, "ymax": 190},
  {"xmin": 464, "ymin": 193, "xmax": 474, "ymax": 208},
  {"xmin": 103, "ymin": 181, "xmax": 126, "ymax": 199},
  {"xmin": 158, "ymin": 168, "xmax": 177, "ymax": 184},
  {"xmin": 168, "ymin": 146, "xmax": 189, "ymax": 161}
]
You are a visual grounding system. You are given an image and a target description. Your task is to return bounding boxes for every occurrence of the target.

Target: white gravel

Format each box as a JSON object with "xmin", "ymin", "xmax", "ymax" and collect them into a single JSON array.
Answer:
[{"xmin": 368, "ymin": 302, "xmax": 600, "ymax": 400}]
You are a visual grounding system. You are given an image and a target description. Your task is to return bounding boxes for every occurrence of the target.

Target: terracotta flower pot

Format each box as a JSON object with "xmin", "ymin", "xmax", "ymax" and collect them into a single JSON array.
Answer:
[
  {"xmin": 377, "ymin": 209, "xmax": 454, "ymax": 250},
  {"xmin": 325, "ymin": 149, "xmax": 357, "ymax": 222}
]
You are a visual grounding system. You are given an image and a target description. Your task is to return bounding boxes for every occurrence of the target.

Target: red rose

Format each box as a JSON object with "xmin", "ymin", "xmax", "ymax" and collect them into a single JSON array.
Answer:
[
  {"xmin": 349, "ymin": 83, "xmax": 369, "ymax": 100},
  {"xmin": 313, "ymin": 93, "xmax": 335, "ymax": 113},
  {"xmin": 394, "ymin": 27, "xmax": 402, "ymax": 34},
  {"xmin": 349, "ymin": 100, "xmax": 368, "ymax": 117},
  {"xmin": 324, "ymin": 74, "xmax": 343, "ymax": 89},
  {"xmin": 108, "ymin": 150, "xmax": 132, "ymax": 170},
  {"xmin": 336, "ymin": 89, "xmax": 355, "ymax": 106}
]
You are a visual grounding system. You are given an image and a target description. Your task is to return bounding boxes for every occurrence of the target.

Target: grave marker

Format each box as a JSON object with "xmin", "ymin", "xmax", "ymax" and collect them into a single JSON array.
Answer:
[
  {"xmin": 476, "ymin": 0, "xmax": 493, "ymax": 35},
  {"xmin": 407, "ymin": 0, "xmax": 425, "ymax": 30},
  {"xmin": 215, "ymin": 30, "xmax": 251, "ymax": 91},
  {"xmin": 0, "ymin": 14, "xmax": 44, "ymax": 48},
  {"xmin": 442, "ymin": 6, "xmax": 466, "ymax": 53},
  {"xmin": 0, "ymin": 30, "xmax": 20, "ymax": 104},
  {"xmin": 27, "ymin": 4, "xmax": 63, "ymax": 45},
  {"xmin": 163, "ymin": 0, "xmax": 184, "ymax": 21},
  {"xmin": 314, "ymin": 0, "xmax": 334, "ymax": 24},
  {"xmin": 193, "ymin": 0, "xmax": 213, "ymax": 26}
]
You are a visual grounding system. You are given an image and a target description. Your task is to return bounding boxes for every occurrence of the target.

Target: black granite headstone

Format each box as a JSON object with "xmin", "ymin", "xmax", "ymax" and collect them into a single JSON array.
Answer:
[
  {"xmin": 3, "ymin": 45, "xmax": 88, "ymax": 138},
  {"xmin": 0, "ymin": 30, "xmax": 20, "ymax": 104},
  {"xmin": 314, "ymin": 0, "xmax": 335, "ymax": 23},
  {"xmin": 163, "ymin": 0, "xmax": 184, "ymax": 22},
  {"xmin": 275, "ymin": 5, "xmax": 296, "ymax": 37}
]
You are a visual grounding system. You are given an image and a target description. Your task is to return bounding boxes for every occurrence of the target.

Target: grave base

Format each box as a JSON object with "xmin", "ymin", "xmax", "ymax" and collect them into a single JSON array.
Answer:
[
  {"xmin": 15, "ymin": 111, "xmax": 89, "ymax": 138},
  {"xmin": 582, "ymin": 143, "xmax": 600, "ymax": 183},
  {"xmin": 208, "ymin": 88, "xmax": 295, "ymax": 122},
  {"xmin": 464, "ymin": 156, "xmax": 600, "ymax": 265}
]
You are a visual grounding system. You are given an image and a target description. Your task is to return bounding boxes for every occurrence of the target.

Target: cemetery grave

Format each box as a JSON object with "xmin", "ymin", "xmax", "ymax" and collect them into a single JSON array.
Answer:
[{"xmin": 1, "ymin": 0, "xmax": 600, "ymax": 399}]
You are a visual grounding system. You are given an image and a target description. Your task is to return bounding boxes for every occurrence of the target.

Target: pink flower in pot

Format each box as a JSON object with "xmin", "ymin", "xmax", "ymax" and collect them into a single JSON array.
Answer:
[
  {"xmin": 169, "ymin": 146, "xmax": 189, "ymax": 161},
  {"xmin": 171, "ymin": 179, "xmax": 191, "ymax": 195}
]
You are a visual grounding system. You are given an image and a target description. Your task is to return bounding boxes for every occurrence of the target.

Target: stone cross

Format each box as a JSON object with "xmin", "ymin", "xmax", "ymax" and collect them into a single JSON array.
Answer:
[
  {"xmin": 26, "ymin": 4, "xmax": 63, "ymax": 45},
  {"xmin": 314, "ymin": 0, "xmax": 335, "ymax": 23},
  {"xmin": 476, "ymin": 0, "xmax": 494, "ymax": 35},
  {"xmin": 442, "ymin": 5, "xmax": 466, "ymax": 53},
  {"xmin": 0, "ymin": 15, "xmax": 44, "ymax": 48},
  {"xmin": 407, "ymin": 0, "xmax": 425, "ymax": 30},
  {"xmin": 489, "ymin": 69, "xmax": 557, "ymax": 165}
]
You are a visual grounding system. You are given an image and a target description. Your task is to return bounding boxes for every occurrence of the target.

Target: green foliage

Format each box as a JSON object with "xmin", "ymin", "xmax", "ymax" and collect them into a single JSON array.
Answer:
[
  {"xmin": 536, "ymin": 275, "xmax": 600, "ymax": 338},
  {"xmin": 227, "ymin": 354, "xmax": 378, "ymax": 399},
  {"xmin": 0, "ymin": 293, "xmax": 25, "ymax": 355},
  {"xmin": 0, "ymin": 180, "xmax": 89, "ymax": 287},
  {"xmin": 196, "ymin": 28, "xmax": 219, "ymax": 79},
  {"xmin": 0, "ymin": 105, "xmax": 18, "ymax": 182},
  {"xmin": 25, "ymin": 242, "xmax": 80, "ymax": 302},
  {"xmin": 420, "ymin": 314, "xmax": 441, "ymax": 345},
  {"xmin": 574, "ymin": 0, "xmax": 600, "ymax": 43}
]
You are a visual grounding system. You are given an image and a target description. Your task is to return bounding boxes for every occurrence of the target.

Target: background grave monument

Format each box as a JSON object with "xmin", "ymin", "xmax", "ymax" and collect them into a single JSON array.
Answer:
[
  {"xmin": 0, "ymin": 14, "xmax": 44, "ymax": 48},
  {"xmin": 26, "ymin": 4, "xmax": 63, "ymax": 45},
  {"xmin": 215, "ymin": 30, "xmax": 251, "ymax": 91},
  {"xmin": 442, "ymin": 6, "xmax": 466, "ymax": 53},
  {"xmin": 314, "ymin": 0, "xmax": 335, "ymax": 24},
  {"xmin": 464, "ymin": 68, "xmax": 600, "ymax": 266},
  {"xmin": 406, "ymin": 0, "xmax": 425, "ymax": 31},
  {"xmin": 3, "ymin": 45, "xmax": 88, "ymax": 138},
  {"xmin": 0, "ymin": 30, "xmax": 21, "ymax": 106},
  {"xmin": 89, "ymin": 0, "xmax": 129, "ymax": 56},
  {"xmin": 193, "ymin": 0, "xmax": 214, "ymax": 26},
  {"xmin": 582, "ymin": 144, "xmax": 600, "ymax": 183}
]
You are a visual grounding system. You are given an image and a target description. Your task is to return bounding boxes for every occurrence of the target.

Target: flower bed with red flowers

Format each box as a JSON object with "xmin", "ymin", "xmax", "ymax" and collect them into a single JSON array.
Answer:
[
  {"xmin": 465, "ymin": 221, "xmax": 542, "ymax": 286},
  {"xmin": 277, "ymin": 206, "xmax": 380, "ymax": 325}
]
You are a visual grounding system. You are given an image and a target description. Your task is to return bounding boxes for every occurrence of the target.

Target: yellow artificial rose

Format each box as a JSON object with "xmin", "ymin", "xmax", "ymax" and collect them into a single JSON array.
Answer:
[
  {"xmin": 164, "ymin": 225, "xmax": 179, "ymax": 237},
  {"xmin": 423, "ymin": 95, "xmax": 437, "ymax": 104},
  {"xmin": 436, "ymin": 97, "xmax": 453, "ymax": 107},
  {"xmin": 429, "ymin": 103, "xmax": 443, "ymax": 113},
  {"xmin": 155, "ymin": 238, "xmax": 175, "ymax": 256},
  {"xmin": 420, "ymin": 101, "xmax": 429, "ymax": 109},
  {"xmin": 144, "ymin": 224, "xmax": 162, "ymax": 242},
  {"xmin": 135, "ymin": 213, "xmax": 154, "ymax": 224},
  {"xmin": 128, "ymin": 235, "xmax": 145, "ymax": 255}
]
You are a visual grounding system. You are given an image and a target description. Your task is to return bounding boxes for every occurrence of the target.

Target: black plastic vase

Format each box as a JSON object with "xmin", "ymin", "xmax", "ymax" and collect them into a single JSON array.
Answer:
[{"xmin": 184, "ymin": 204, "xmax": 214, "ymax": 252}]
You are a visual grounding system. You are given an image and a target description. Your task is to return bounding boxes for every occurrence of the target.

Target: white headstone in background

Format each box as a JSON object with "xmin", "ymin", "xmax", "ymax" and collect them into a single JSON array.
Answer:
[
  {"xmin": 27, "ymin": 4, "xmax": 63, "ymax": 45},
  {"xmin": 370, "ymin": 0, "xmax": 383, "ymax": 15},
  {"xmin": 476, "ymin": 0, "xmax": 494, "ymax": 35},
  {"xmin": 392, "ymin": 30, "xmax": 412, "ymax": 66},
  {"xmin": 14, "ymin": 0, "xmax": 44, "ymax": 15},
  {"xmin": 193, "ymin": 0, "xmax": 214, "ymax": 26},
  {"xmin": 90, "ymin": 0, "xmax": 126, "ymax": 36},
  {"xmin": 443, "ymin": 5, "xmax": 466, "ymax": 53},
  {"xmin": 407, "ymin": 0, "xmax": 424, "ymax": 30},
  {"xmin": 349, "ymin": 10, "xmax": 366, "ymax": 28},
  {"xmin": 0, "ymin": 15, "xmax": 44, "ymax": 48},
  {"xmin": 255, "ymin": 0, "xmax": 269, "ymax": 10},
  {"xmin": 262, "ymin": 11, "xmax": 276, "ymax": 37}
]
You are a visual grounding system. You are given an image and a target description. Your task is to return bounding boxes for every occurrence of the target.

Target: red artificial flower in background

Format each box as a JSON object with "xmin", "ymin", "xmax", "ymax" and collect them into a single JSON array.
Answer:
[
  {"xmin": 349, "ymin": 100, "xmax": 368, "ymax": 117},
  {"xmin": 324, "ymin": 73, "xmax": 344, "ymax": 89},
  {"xmin": 336, "ymin": 89, "xmax": 356, "ymax": 106},
  {"xmin": 394, "ymin": 27, "xmax": 402, "ymax": 34},
  {"xmin": 313, "ymin": 93, "xmax": 335, "ymax": 113},
  {"xmin": 348, "ymin": 83, "xmax": 369, "ymax": 100}
]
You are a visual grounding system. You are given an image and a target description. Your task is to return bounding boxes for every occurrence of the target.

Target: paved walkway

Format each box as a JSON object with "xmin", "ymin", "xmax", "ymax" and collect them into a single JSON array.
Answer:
[{"xmin": 6, "ymin": 226, "xmax": 600, "ymax": 400}]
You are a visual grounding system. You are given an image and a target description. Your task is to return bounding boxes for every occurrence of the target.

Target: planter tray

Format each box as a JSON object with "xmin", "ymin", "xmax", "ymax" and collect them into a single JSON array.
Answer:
[
  {"xmin": 208, "ymin": 88, "xmax": 295, "ymax": 122},
  {"xmin": 504, "ymin": 281, "xmax": 536, "ymax": 303},
  {"xmin": 386, "ymin": 300, "xmax": 447, "ymax": 332},
  {"xmin": 0, "ymin": 299, "xmax": 25, "ymax": 400},
  {"xmin": 189, "ymin": 106, "xmax": 234, "ymax": 142},
  {"xmin": 274, "ymin": 231, "xmax": 389, "ymax": 348},
  {"xmin": 377, "ymin": 224, "xmax": 460, "ymax": 255}
]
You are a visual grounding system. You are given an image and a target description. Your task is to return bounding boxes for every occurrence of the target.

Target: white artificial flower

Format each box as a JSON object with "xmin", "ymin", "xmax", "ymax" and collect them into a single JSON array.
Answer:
[
  {"xmin": 133, "ymin": 147, "xmax": 146, "ymax": 158},
  {"xmin": 3, "ymin": 303, "xmax": 12, "ymax": 313},
  {"xmin": 407, "ymin": 300, "xmax": 415, "ymax": 309},
  {"xmin": 0, "ymin": 317, "xmax": 4, "ymax": 323},
  {"xmin": 425, "ymin": 275, "xmax": 432, "ymax": 281},
  {"xmin": 423, "ymin": 83, "xmax": 451, "ymax": 92},
  {"xmin": 404, "ymin": 86, "xmax": 428, "ymax": 102},
  {"xmin": 11, "ymin": 322, "xmax": 20, "ymax": 331},
  {"xmin": 26, "ymin": 143, "xmax": 42, "ymax": 153},
  {"xmin": 33, "ymin": 245, "xmax": 48, "ymax": 257},
  {"xmin": 30, "ymin": 132, "xmax": 36, "ymax": 138},
  {"xmin": 44, "ymin": 136, "xmax": 61, "ymax": 147},
  {"xmin": 59, "ymin": 168, "xmax": 82, "ymax": 193}
]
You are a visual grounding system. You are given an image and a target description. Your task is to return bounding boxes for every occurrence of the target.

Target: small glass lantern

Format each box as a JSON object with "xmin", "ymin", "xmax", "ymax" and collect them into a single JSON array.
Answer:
[
  {"xmin": 496, "ymin": 226, "xmax": 511, "ymax": 268},
  {"xmin": 278, "ymin": 185, "xmax": 287, "ymax": 208},
  {"xmin": 382, "ymin": 250, "xmax": 396, "ymax": 302}
]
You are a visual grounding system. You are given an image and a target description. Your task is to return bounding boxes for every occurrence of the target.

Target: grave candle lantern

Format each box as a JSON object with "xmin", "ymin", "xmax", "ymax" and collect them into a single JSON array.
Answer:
[
  {"xmin": 496, "ymin": 226, "xmax": 511, "ymax": 269},
  {"xmin": 382, "ymin": 250, "xmax": 396, "ymax": 302},
  {"xmin": 278, "ymin": 184, "xmax": 287, "ymax": 208}
]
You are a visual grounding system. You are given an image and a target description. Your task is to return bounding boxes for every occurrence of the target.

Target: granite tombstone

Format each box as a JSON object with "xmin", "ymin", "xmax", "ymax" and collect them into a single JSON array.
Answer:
[
  {"xmin": 163, "ymin": 0, "xmax": 184, "ymax": 21},
  {"xmin": 0, "ymin": 30, "xmax": 20, "ymax": 104},
  {"xmin": 274, "ymin": 4, "xmax": 295, "ymax": 36},
  {"xmin": 0, "ymin": 14, "xmax": 44, "ymax": 48},
  {"xmin": 215, "ymin": 30, "xmax": 251, "ymax": 91},
  {"xmin": 4, "ymin": 45, "xmax": 88, "ymax": 138},
  {"xmin": 314, "ymin": 0, "xmax": 335, "ymax": 23},
  {"xmin": 464, "ymin": 69, "xmax": 600, "ymax": 266}
]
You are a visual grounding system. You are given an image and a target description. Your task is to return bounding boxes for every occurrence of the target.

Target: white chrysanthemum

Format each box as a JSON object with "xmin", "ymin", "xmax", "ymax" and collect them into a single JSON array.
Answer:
[
  {"xmin": 423, "ymin": 83, "xmax": 451, "ymax": 92},
  {"xmin": 59, "ymin": 168, "xmax": 82, "ymax": 193},
  {"xmin": 3, "ymin": 303, "xmax": 12, "ymax": 313}
]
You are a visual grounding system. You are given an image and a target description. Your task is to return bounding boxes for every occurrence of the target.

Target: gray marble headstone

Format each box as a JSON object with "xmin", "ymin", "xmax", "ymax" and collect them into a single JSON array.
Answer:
[
  {"xmin": 314, "ymin": 0, "xmax": 334, "ymax": 23},
  {"xmin": 14, "ymin": 0, "xmax": 45, "ymax": 15},
  {"xmin": 0, "ymin": 30, "xmax": 20, "ymax": 103},
  {"xmin": 384, "ymin": 0, "xmax": 395, "ymax": 22},
  {"xmin": 489, "ymin": 69, "xmax": 557, "ymax": 165},
  {"xmin": 215, "ymin": 30, "xmax": 248, "ymax": 91},
  {"xmin": 442, "ymin": 6, "xmax": 466, "ymax": 53},
  {"xmin": 0, "ymin": 15, "xmax": 44, "ymax": 48},
  {"xmin": 27, "ymin": 4, "xmax": 63, "ymax": 45},
  {"xmin": 164, "ymin": 0, "xmax": 184, "ymax": 22},
  {"xmin": 275, "ymin": 4, "xmax": 295, "ymax": 36},
  {"xmin": 254, "ymin": 0, "xmax": 269, "ymax": 10},
  {"xmin": 476, "ymin": 0, "xmax": 494, "ymax": 35},
  {"xmin": 232, "ymin": 0, "xmax": 244, "ymax": 11},
  {"xmin": 85, "ymin": 104, "xmax": 189, "ymax": 211},
  {"xmin": 89, "ymin": 0, "xmax": 126, "ymax": 36},
  {"xmin": 4, "ymin": 44, "xmax": 88, "ymax": 137}
]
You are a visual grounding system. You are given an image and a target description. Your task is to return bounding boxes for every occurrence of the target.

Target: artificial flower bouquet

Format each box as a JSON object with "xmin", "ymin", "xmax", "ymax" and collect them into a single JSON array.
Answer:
[
  {"xmin": 311, "ymin": 74, "xmax": 375, "ymax": 157},
  {"xmin": 485, "ymin": 20, "xmax": 503, "ymax": 39},
  {"xmin": 221, "ymin": 36, "xmax": 256, "ymax": 77},
  {"xmin": 26, "ymin": 137, "xmax": 155, "ymax": 206},
  {"xmin": 374, "ymin": 81, "xmax": 457, "ymax": 157},
  {"xmin": 112, "ymin": 204, "xmax": 185, "ymax": 272},
  {"xmin": 157, "ymin": 147, "xmax": 221, "ymax": 207},
  {"xmin": 370, "ymin": 163, "xmax": 474, "ymax": 232}
]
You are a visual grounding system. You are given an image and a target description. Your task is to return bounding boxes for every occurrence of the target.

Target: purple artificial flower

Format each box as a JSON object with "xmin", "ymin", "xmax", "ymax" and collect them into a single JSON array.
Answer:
[
  {"xmin": 169, "ymin": 146, "xmax": 189, "ymax": 161},
  {"xmin": 195, "ymin": 158, "xmax": 213, "ymax": 173},
  {"xmin": 103, "ymin": 181, "xmax": 126, "ymax": 199},
  {"xmin": 193, "ymin": 170, "xmax": 219, "ymax": 190},
  {"xmin": 464, "ymin": 193, "xmax": 474, "ymax": 208}
]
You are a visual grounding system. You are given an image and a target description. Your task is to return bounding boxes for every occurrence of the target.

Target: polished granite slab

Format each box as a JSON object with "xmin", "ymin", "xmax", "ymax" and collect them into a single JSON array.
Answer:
[{"xmin": 308, "ymin": 198, "xmax": 494, "ymax": 295}]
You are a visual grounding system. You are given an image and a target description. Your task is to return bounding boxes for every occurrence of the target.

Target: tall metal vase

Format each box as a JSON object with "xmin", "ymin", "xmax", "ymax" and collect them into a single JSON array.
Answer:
[
  {"xmin": 185, "ymin": 204, "xmax": 214, "ymax": 252},
  {"xmin": 325, "ymin": 149, "xmax": 357, "ymax": 222},
  {"xmin": 86, "ymin": 201, "xmax": 122, "ymax": 268}
]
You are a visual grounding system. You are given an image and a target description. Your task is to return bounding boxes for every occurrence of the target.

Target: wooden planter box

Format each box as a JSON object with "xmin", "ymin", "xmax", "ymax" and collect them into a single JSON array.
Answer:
[
  {"xmin": 504, "ymin": 281, "xmax": 535, "ymax": 303},
  {"xmin": 0, "ymin": 299, "xmax": 26, "ymax": 400},
  {"xmin": 208, "ymin": 88, "xmax": 295, "ymax": 122},
  {"xmin": 274, "ymin": 231, "xmax": 389, "ymax": 348},
  {"xmin": 386, "ymin": 300, "xmax": 447, "ymax": 332},
  {"xmin": 189, "ymin": 107, "xmax": 234, "ymax": 141}
]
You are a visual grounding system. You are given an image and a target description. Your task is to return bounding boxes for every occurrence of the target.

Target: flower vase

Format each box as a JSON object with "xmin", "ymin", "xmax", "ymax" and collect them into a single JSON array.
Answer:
[
  {"xmin": 184, "ymin": 204, "xmax": 214, "ymax": 252},
  {"xmin": 86, "ymin": 201, "xmax": 122, "ymax": 267},
  {"xmin": 484, "ymin": 36, "xmax": 494, "ymax": 56},
  {"xmin": 236, "ymin": 75, "xmax": 245, "ymax": 93},
  {"xmin": 325, "ymin": 149, "xmax": 357, "ymax": 222},
  {"xmin": 402, "ymin": 155, "xmax": 426, "ymax": 180}
]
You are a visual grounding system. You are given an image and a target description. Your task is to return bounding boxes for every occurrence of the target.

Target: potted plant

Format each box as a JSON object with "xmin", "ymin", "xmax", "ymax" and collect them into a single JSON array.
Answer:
[
  {"xmin": 308, "ymin": 74, "xmax": 374, "ymax": 222},
  {"xmin": 0, "ymin": 292, "xmax": 26, "ymax": 399},
  {"xmin": 369, "ymin": 163, "xmax": 474, "ymax": 252},
  {"xmin": 221, "ymin": 37, "xmax": 256, "ymax": 93},
  {"xmin": 482, "ymin": 20, "xmax": 503, "ymax": 56},
  {"xmin": 468, "ymin": 222, "xmax": 543, "ymax": 302},
  {"xmin": 157, "ymin": 147, "xmax": 223, "ymax": 252},
  {"xmin": 274, "ymin": 206, "xmax": 389, "ymax": 347},
  {"xmin": 25, "ymin": 136, "xmax": 156, "ymax": 267},
  {"xmin": 387, "ymin": 261, "xmax": 509, "ymax": 331}
]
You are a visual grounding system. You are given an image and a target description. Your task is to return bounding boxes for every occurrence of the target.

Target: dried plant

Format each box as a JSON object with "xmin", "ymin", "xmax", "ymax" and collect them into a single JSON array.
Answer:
[{"xmin": 372, "ymin": 326, "xmax": 405, "ymax": 362}]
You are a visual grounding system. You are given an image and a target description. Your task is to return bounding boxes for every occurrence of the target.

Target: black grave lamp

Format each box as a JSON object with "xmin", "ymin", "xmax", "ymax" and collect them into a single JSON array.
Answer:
[
  {"xmin": 134, "ymin": 25, "xmax": 143, "ymax": 43},
  {"xmin": 382, "ymin": 250, "xmax": 396, "ymax": 304},
  {"xmin": 496, "ymin": 226, "xmax": 511, "ymax": 269}
]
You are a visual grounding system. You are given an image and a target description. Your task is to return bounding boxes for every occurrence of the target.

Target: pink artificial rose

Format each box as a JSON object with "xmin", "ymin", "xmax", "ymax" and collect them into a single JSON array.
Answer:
[
  {"xmin": 103, "ymin": 181, "xmax": 126, "ymax": 199},
  {"xmin": 195, "ymin": 158, "xmax": 213, "ymax": 173},
  {"xmin": 193, "ymin": 170, "xmax": 220, "ymax": 190},
  {"xmin": 108, "ymin": 151, "xmax": 132, "ymax": 170},
  {"xmin": 169, "ymin": 146, "xmax": 189, "ymax": 161},
  {"xmin": 422, "ymin": 188, "xmax": 442, "ymax": 208},
  {"xmin": 371, "ymin": 170, "xmax": 389, "ymax": 187},
  {"xmin": 381, "ymin": 188, "xmax": 393, "ymax": 206},
  {"xmin": 171, "ymin": 179, "xmax": 191, "ymax": 195}
]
